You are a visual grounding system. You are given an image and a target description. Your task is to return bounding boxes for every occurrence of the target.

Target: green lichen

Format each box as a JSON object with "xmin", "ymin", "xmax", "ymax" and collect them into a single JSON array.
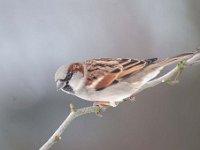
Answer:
[{"xmin": 165, "ymin": 60, "xmax": 186, "ymax": 86}]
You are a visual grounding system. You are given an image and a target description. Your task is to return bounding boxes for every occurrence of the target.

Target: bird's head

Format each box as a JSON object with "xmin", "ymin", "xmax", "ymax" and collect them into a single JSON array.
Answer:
[{"xmin": 55, "ymin": 63, "xmax": 85, "ymax": 94}]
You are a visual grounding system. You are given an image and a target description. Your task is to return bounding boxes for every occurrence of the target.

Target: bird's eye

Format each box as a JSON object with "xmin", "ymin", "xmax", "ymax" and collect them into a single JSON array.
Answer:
[{"xmin": 66, "ymin": 72, "xmax": 73, "ymax": 80}]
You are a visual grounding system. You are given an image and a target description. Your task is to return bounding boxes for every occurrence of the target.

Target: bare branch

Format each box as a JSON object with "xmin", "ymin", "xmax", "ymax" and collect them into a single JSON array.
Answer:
[{"xmin": 39, "ymin": 105, "xmax": 101, "ymax": 150}]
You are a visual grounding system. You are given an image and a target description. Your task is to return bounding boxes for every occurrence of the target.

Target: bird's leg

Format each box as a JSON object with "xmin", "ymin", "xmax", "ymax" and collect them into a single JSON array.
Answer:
[{"xmin": 165, "ymin": 60, "xmax": 186, "ymax": 85}]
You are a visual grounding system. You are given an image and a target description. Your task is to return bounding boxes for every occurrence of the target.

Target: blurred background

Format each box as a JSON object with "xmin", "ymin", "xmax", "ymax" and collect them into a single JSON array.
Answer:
[{"xmin": 0, "ymin": 0, "xmax": 200, "ymax": 150}]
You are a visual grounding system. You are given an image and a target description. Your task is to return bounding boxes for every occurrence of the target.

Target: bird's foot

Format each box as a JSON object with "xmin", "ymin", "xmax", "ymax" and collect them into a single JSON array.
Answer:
[{"xmin": 93, "ymin": 101, "xmax": 111, "ymax": 117}]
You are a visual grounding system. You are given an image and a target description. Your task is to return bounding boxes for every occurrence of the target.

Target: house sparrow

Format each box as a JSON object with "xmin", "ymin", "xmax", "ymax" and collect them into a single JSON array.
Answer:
[{"xmin": 55, "ymin": 52, "xmax": 196, "ymax": 107}]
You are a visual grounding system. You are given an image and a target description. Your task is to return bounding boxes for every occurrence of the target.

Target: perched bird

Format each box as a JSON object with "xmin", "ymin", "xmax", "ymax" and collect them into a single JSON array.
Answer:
[{"xmin": 55, "ymin": 52, "xmax": 196, "ymax": 107}]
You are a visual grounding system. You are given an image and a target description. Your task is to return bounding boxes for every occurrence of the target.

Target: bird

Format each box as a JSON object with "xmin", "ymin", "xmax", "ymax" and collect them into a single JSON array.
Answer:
[{"xmin": 55, "ymin": 51, "xmax": 197, "ymax": 107}]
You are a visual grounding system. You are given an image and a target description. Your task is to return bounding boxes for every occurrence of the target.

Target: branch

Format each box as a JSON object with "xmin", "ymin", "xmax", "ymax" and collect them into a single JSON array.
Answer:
[
  {"xmin": 39, "ymin": 104, "xmax": 101, "ymax": 150},
  {"xmin": 136, "ymin": 49, "xmax": 200, "ymax": 93},
  {"xmin": 39, "ymin": 48, "xmax": 200, "ymax": 150}
]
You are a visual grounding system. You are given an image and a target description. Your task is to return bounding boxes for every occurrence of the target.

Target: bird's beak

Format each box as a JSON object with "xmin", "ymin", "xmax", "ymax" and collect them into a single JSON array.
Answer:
[{"xmin": 56, "ymin": 80, "xmax": 66, "ymax": 91}]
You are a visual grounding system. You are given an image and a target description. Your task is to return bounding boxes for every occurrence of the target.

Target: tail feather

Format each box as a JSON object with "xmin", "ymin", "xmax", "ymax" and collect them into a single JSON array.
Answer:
[
  {"xmin": 158, "ymin": 52, "xmax": 196, "ymax": 67},
  {"xmin": 142, "ymin": 49, "xmax": 199, "ymax": 83}
]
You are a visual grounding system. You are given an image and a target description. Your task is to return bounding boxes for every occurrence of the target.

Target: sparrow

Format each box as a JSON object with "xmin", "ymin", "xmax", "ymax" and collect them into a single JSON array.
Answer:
[{"xmin": 55, "ymin": 52, "xmax": 197, "ymax": 107}]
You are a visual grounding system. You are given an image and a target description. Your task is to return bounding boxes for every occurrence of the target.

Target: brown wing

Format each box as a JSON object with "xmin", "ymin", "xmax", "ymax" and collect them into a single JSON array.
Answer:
[{"xmin": 85, "ymin": 57, "xmax": 157, "ymax": 91}]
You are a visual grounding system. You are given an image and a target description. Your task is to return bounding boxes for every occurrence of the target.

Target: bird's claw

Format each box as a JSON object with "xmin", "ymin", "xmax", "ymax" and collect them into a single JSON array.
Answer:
[
  {"xmin": 93, "ymin": 102, "xmax": 108, "ymax": 117},
  {"xmin": 95, "ymin": 111, "xmax": 103, "ymax": 117}
]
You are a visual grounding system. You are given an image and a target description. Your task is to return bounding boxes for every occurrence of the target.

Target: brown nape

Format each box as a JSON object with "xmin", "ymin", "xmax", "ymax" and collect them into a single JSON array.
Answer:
[{"xmin": 68, "ymin": 63, "xmax": 84, "ymax": 75}]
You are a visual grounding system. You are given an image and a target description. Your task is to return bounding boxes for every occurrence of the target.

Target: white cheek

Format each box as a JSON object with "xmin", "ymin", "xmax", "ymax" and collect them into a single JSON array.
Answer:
[{"xmin": 68, "ymin": 73, "xmax": 85, "ymax": 91}]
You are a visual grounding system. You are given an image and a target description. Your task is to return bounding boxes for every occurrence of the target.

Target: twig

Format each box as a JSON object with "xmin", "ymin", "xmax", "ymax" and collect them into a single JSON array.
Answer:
[
  {"xmin": 39, "ymin": 49, "xmax": 200, "ymax": 150},
  {"xmin": 39, "ymin": 105, "xmax": 101, "ymax": 150},
  {"xmin": 137, "ymin": 50, "xmax": 200, "ymax": 92}
]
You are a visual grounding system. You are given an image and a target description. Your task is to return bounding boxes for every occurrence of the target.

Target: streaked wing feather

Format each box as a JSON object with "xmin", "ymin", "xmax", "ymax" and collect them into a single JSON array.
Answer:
[
  {"xmin": 118, "ymin": 61, "xmax": 146, "ymax": 79},
  {"xmin": 85, "ymin": 58, "xmax": 157, "ymax": 91},
  {"xmin": 95, "ymin": 73, "xmax": 119, "ymax": 91}
]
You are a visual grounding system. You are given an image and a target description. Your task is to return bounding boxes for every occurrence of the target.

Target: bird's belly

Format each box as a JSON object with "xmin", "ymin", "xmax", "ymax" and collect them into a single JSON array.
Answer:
[
  {"xmin": 75, "ymin": 68, "xmax": 163, "ymax": 102},
  {"xmin": 76, "ymin": 82, "xmax": 142, "ymax": 102}
]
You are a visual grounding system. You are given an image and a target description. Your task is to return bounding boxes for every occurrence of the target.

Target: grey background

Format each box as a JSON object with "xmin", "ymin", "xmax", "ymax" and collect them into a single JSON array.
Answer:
[{"xmin": 0, "ymin": 0, "xmax": 200, "ymax": 150}]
